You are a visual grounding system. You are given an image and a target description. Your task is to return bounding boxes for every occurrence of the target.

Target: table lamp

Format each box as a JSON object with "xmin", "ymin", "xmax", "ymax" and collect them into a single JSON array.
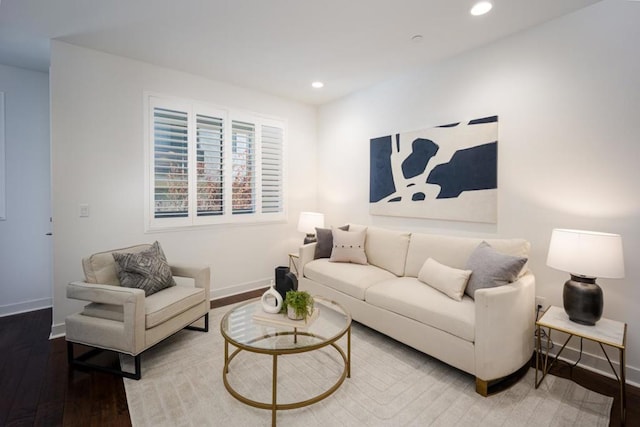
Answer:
[
  {"xmin": 546, "ymin": 228, "xmax": 624, "ymax": 325},
  {"xmin": 297, "ymin": 212, "xmax": 324, "ymax": 244}
]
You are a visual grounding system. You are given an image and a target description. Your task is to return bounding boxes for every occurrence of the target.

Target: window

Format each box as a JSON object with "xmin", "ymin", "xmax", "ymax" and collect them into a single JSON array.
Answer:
[{"xmin": 146, "ymin": 95, "xmax": 285, "ymax": 230}]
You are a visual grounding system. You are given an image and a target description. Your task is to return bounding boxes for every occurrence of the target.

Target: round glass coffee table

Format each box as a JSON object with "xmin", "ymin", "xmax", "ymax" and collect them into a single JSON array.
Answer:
[{"xmin": 220, "ymin": 296, "xmax": 351, "ymax": 426}]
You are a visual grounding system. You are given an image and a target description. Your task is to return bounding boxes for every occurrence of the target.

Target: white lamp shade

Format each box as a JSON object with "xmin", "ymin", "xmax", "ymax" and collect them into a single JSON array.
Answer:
[
  {"xmin": 546, "ymin": 228, "xmax": 625, "ymax": 279},
  {"xmin": 297, "ymin": 212, "xmax": 325, "ymax": 234}
]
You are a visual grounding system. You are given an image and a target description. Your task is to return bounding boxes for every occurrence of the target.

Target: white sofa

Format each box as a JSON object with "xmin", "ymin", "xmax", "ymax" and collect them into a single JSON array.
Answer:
[{"xmin": 298, "ymin": 225, "xmax": 535, "ymax": 395}]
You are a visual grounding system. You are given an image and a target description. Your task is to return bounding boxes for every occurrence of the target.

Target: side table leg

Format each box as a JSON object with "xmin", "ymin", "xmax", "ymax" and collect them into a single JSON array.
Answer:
[
  {"xmin": 621, "ymin": 347, "xmax": 626, "ymax": 425},
  {"xmin": 272, "ymin": 354, "xmax": 278, "ymax": 427},
  {"xmin": 535, "ymin": 323, "xmax": 541, "ymax": 387}
]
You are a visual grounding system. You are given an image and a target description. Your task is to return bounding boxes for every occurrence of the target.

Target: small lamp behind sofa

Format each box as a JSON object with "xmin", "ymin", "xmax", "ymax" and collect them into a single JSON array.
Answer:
[{"xmin": 297, "ymin": 211, "xmax": 325, "ymax": 244}]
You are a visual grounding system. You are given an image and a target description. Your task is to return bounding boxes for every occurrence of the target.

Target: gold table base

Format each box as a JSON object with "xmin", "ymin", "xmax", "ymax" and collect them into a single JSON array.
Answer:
[{"xmin": 222, "ymin": 328, "xmax": 351, "ymax": 427}]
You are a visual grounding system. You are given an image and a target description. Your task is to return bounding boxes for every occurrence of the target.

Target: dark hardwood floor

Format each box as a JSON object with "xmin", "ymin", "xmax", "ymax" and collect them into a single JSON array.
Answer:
[{"xmin": 1, "ymin": 290, "xmax": 637, "ymax": 426}]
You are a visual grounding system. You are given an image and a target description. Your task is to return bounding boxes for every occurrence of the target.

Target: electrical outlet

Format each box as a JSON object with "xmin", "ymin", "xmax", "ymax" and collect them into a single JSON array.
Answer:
[
  {"xmin": 535, "ymin": 296, "xmax": 548, "ymax": 311},
  {"xmin": 79, "ymin": 204, "xmax": 90, "ymax": 218}
]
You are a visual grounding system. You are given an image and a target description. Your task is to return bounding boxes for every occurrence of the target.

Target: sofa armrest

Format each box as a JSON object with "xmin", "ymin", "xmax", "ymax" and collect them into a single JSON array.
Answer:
[
  {"xmin": 298, "ymin": 243, "xmax": 317, "ymax": 277},
  {"xmin": 67, "ymin": 281, "xmax": 146, "ymax": 352},
  {"xmin": 67, "ymin": 281, "xmax": 145, "ymax": 305},
  {"xmin": 473, "ymin": 272, "xmax": 535, "ymax": 381},
  {"xmin": 170, "ymin": 263, "xmax": 211, "ymax": 302}
]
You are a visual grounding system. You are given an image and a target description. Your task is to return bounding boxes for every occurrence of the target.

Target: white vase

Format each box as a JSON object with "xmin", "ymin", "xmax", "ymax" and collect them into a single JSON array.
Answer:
[
  {"xmin": 261, "ymin": 281, "xmax": 282, "ymax": 314},
  {"xmin": 287, "ymin": 305, "xmax": 304, "ymax": 320}
]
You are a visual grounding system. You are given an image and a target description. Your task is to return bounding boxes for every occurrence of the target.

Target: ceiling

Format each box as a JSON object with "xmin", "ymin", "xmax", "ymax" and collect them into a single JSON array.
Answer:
[{"xmin": 0, "ymin": 0, "xmax": 601, "ymax": 105}]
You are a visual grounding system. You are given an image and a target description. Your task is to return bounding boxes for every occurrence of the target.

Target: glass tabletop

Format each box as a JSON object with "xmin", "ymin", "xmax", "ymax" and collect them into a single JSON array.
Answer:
[{"xmin": 220, "ymin": 296, "xmax": 351, "ymax": 352}]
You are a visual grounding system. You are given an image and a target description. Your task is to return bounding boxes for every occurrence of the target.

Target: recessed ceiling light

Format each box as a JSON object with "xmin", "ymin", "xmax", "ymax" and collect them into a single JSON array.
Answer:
[
  {"xmin": 470, "ymin": 1, "xmax": 493, "ymax": 16},
  {"xmin": 311, "ymin": 81, "xmax": 324, "ymax": 89}
]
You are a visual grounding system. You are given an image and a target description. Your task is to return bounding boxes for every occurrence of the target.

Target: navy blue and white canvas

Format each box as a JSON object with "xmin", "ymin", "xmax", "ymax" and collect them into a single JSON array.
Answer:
[{"xmin": 370, "ymin": 116, "xmax": 498, "ymax": 223}]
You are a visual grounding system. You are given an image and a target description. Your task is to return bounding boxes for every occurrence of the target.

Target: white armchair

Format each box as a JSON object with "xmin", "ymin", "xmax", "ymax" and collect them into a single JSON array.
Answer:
[{"xmin": 65, "ymin": 244, "xmax": 210, "ymax": 379}]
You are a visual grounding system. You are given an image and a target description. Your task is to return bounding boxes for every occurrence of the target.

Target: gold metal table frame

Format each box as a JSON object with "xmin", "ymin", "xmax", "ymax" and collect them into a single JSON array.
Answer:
[
  {"xmin": 220, "ymin": 298, "xmax": 351, "ymax": 427},
  {"xmin": 535, "ymin": 306, "xmax": 626, "ymax": 425}
]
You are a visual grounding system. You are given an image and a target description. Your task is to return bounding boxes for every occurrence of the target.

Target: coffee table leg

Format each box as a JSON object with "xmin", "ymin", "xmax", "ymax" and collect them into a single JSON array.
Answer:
[
  {"xmin": 272, "ymin": 354, "xmax": 278, "ymax": 427},
  {"xmin": 224, "ymin": 340, "xmax": 229, "ymax": 374}
]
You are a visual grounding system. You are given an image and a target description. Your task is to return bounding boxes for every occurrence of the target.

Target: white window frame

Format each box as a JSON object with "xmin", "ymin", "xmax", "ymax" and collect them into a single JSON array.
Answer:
[{"xmin": 144, "ymin": 93, "xmax": 287, "ymax": 232}]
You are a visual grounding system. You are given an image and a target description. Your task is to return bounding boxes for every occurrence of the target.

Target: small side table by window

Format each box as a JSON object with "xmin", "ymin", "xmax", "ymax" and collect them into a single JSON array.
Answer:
[
  {"xmin": 535, "ymin": 306, "xmax": 626, "ymax": 424},
  {"xmin": 288, "ymin": 252, "xmax": 299, "ymax": 276}
]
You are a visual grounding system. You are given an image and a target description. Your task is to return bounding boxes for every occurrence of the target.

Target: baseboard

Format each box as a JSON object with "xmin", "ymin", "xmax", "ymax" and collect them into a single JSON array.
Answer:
[
  {"xmin": 0, "ymin": 297, "xmax": 51, "ymax": 317},
  {"xmin": 546, "ymin": 342, "xmax": 640, "ymax": 388},
  {"xmin": 210, "ymin": 277, "xmax": 270, "ymax": 300},
  {"xmin": 50, "ymin": 322, "xmax": 66, "ymax": 339}
]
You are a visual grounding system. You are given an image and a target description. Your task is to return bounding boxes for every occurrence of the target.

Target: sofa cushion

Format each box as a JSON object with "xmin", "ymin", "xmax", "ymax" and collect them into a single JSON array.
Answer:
[
  {"xmin": 404, "ymin": 233, "xmax": 530, "ymax": 277},
  {"xmin": 304, "ymin": 258, "xmax": 395, "ymax": 300},
  {"xmin": 365, "ymin": 227, "xmax": 411, "ymax": 276},
  {"xmin": 82, "ymin": 243, "xmax": 151, "ymax": 286},
  {"xmin": 418, "ymin": 258, "xmax": 472, "ymax": 301},
  {"xmin": 145, "ymin": 285, "xmax": 206, "ymax": 329},
  {"xmin": 365, "ymin": 277, "xmax": 475, "ymax": 342},
  {"xmin": 329, "ymin": 228, "xmax": 368, "ymax": 265},
  {"xmin": 314, "ymin": 225, "xmax": 349, "ymax": 259},
  {"xmin": 113, "ymin": 241, "xmax": 177, "ymax": 296},
  {"xmin": 464, "ymin": 241, "xmax": 528, "ymax": 298}
]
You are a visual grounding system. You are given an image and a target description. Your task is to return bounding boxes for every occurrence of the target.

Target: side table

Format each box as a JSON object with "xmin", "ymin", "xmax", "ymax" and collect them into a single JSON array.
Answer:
[{"xmin": 535, "ymin": 306, "xmax": 627, "ymax": 425}]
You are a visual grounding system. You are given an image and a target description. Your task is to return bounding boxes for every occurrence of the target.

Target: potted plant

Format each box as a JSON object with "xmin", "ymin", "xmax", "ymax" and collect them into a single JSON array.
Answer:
[{"xmin": 283, "ymin": 290, "xmax": 314, "ymax": 321}]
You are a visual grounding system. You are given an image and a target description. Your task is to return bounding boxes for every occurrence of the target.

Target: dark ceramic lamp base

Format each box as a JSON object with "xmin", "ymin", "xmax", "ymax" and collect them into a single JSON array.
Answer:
[
  {"xmin": 303, "ymin": 234, "xmax": 317, "ymax": 244},
  {"xmin": 563, "ymin": 274, "xmax": 603, "ymax": 326}
]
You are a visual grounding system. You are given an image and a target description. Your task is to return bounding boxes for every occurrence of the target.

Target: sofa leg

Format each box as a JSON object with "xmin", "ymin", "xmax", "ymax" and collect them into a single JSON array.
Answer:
[
  {"xmin": 185, "ymin": 312, "xmax": 209, "ymax": 332},
  {"xmin": 476, "ymin": 378, "xmax": 489, "ymax": 397},
  {"xmin": 66, "ymin": 340, "xmax": 141, "ymax": 380}
]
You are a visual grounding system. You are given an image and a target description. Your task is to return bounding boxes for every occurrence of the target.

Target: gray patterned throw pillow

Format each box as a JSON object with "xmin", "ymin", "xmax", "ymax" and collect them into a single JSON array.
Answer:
[{"xmin": 113, "ymin": 241, "xmax": 176, "ymax": 296}]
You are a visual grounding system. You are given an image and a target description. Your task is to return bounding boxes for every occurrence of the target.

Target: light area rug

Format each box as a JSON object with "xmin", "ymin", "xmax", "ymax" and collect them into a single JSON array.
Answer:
[{"xmin": 123, "ymin": 305, "xmax": 612, "ymax": 427}]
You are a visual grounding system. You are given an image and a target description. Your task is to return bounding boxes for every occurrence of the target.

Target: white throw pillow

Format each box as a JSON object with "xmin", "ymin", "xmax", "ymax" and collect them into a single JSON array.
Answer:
[
  {"xmin": 329, "ymin": 228, "xmax": 368, "ymax": 265},
  {"xmin": 418, "ymin": 258, "xmax": 472, "ymax": 301}
]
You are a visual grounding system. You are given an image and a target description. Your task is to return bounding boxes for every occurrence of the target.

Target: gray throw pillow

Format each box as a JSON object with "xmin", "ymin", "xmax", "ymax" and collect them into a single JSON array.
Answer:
[
  {"xmin": 314, "ymin": 225, "xmax": 349, "ymax": 259},
  {"xmin": 113, "ymin": 241, "xmax": 177, "ymax": 296},
  {"xmin": 464, "ymin": 241, "xmax": 527, "ymax": 299}
]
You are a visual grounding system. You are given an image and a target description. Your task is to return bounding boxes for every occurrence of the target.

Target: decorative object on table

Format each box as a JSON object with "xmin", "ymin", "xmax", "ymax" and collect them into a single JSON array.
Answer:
[
  {"xmin": 252, "ymin": 304, "xmax": 320, "ymax": 329},
  {"xmin": 284, "ymin": 290, "xmax": 314, "ymax": 321},
  {"xmin": 297, "ymin": 211, "xmax": 325, "ymax": 244},
  {"xmin": 260, "ymin": 280, "xmax": 283, "ymax": 314},
  {"xmin": 369, "ymin": 115, "xmax": 498, "ymax": 223},
  {"xmin": 274, "ymin": 266, "xmax": 289, "ymax": 297},
  {"xmin": 274, "ymin": 266, "xmax": 298, "ymax": 299},
  {"xmin": 546, "ymin": 228, "xmax": 625, "ymax": 325},
  {"xmin": 276, "ymin": 271, "xmax": 298, "ymax": 300}
]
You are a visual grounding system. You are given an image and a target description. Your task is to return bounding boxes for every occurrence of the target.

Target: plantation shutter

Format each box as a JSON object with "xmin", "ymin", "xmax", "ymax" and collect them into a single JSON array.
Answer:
[
  {"xmin": 261, "ymin": 125, "xmax": 283, "ymax": 213},
  {"xmin": 231, "ymin": 120, "xmax": 255, "ymax": 214},
  {"xmin": 196, "ymin": 114, "xmax": 224, "ymax": 216},
  {"xmin": 153, "ymin": 107, "xmax": 189, "ymax": 218}
]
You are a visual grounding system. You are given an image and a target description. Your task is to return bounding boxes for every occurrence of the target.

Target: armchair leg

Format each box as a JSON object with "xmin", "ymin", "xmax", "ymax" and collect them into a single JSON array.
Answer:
[
  {"xmin": 185, "ymin": 312, "xmax": 209, "ymax": 332},
  {"xmin": 67, "ymin": 341, "xmax": 142, "ymax": 380}
]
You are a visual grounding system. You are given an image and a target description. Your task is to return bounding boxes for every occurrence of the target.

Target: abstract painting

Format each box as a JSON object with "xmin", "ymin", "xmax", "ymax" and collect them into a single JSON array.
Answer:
[{"xmin": 370, "ymin": 116, "xmax": 498, "ymax": 223}]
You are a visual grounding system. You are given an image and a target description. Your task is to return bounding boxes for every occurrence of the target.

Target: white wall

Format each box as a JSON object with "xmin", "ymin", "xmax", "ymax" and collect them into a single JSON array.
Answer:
[
  {"xmin": 0, "ymin": 64, "xmax": 51, "ymax": 316},
  {"xmin": 317, "ymin": 0, "xmax": 640, "ymax": 384},
  {"xmin": 50, "ymin": 41, "xmax": 318, "ymax": 335}
]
